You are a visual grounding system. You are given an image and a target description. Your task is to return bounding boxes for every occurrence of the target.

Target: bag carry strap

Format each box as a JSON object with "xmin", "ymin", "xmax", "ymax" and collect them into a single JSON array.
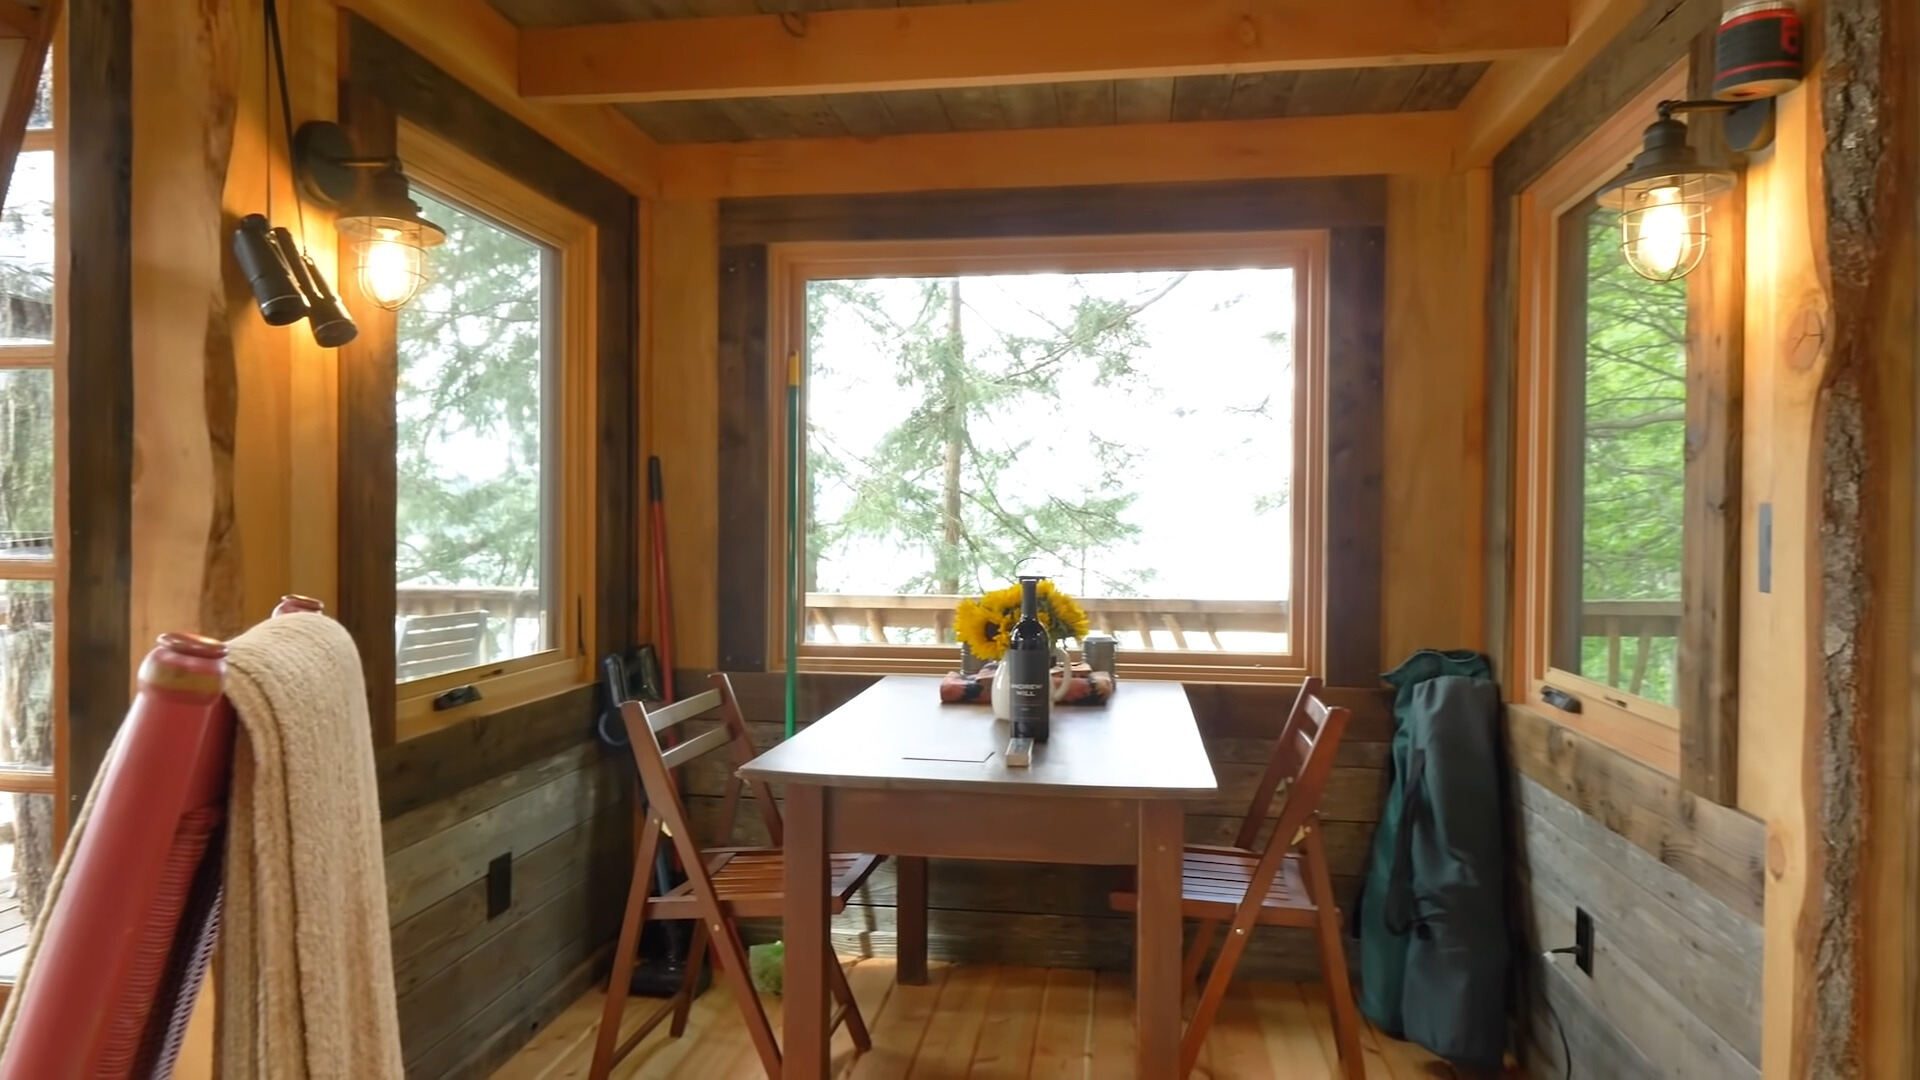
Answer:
[{"xmin": 1384, "ymin": 747, "xmax": 1427, "ymax": 936}]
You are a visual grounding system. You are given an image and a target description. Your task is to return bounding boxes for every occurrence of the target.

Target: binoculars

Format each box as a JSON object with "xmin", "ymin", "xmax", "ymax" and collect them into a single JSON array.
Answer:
[{"xmin": 231, "ymin": 213, "xmax": 358, "ymax": 348}]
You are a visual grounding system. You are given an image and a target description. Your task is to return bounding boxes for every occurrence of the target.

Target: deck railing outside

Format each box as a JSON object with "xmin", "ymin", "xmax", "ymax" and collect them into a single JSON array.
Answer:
[
  {"xmin": 805, "ymin": 593, "xmax": 1293, "ymax": 653},
  {"xmin": 391, "ymin": 588, "xmax": 1683, "ymax": 685},
  {"xmin": 802, "ymin": 593, "xmax": 1685, "ymax": 669},
  {"xmin": 1577, "ymin": 599, "xmax": 1684, "ymax": 698}
]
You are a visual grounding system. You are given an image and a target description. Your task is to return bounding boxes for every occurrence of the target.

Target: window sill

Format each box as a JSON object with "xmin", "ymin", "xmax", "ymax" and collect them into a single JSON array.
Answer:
[
  {"xmin": 393, "ymin": 661, "xmax": 591, "ymax": 743},
  {"xmin": 1506, "ymin": 699, "xmax": 1679, "ymax": 778}
]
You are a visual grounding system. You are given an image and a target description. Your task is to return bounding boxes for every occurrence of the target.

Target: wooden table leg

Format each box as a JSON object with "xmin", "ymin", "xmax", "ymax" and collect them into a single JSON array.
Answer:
[
  {"xmin": 895, "ymin": 855, "xmax": 928, "ymax": 985},
  {"xmin": 784, "ymin": 783, "xmax": 831, "ymax": 1079},
  {"xmin": 1135, "ymin": 799, "xmax": 1183, "ymax": 1078}
]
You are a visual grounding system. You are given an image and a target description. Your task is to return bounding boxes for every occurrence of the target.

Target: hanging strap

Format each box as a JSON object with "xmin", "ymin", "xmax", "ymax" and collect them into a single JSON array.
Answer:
[{"xmin": 1383, "ymin": 747, "xmax": 1427, "ymax": 936}]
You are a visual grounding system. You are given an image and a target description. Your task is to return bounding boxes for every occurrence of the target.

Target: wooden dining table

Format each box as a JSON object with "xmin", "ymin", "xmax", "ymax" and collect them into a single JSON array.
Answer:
[{"xmin": 738, "ymin": 674, "xmax": 1218, "ymax": 1078}]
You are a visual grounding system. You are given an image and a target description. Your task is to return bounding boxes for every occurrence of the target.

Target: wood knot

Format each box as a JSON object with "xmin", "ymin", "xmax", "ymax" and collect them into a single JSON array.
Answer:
[
  {"xmin": 1786, "ymin": 304, "xmax": 1828, "ymax": 373},
  {"xmin": 1233, "ymin": 14, "xmax": 1259, "ymax": 47},
  {"xmin": 1767, "ymin": 828, "xmax": 1789, "ymax": 879}
]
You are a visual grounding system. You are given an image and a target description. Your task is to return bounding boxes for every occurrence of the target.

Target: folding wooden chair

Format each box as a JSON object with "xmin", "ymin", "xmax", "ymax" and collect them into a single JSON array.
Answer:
[
  {"xmin": 589, "ymin": 672, "xmax": 883, "ymax": 1080},
  {"xmin": 1111, "ymin": 676, "xmax": 1362, "ymax": 1079}
]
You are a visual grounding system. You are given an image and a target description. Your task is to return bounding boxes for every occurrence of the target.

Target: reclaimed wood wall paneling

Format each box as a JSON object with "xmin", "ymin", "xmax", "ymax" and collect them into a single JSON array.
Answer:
[
  {"xmin": 383, "ymin": 741, "xmax": 630, "ymax": 1080},
  {"xmin": 1515, "ymin": 776, "xmax": 1761, "ymax": 1077}
]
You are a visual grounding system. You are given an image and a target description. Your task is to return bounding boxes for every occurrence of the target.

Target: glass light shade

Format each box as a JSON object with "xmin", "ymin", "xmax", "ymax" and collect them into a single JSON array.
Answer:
[
  {"xmin": 1595, "ymin": 114, "xmax": 1737, "ymax": 283},
  {"xmin": 339, "ymin": 214, "xmax": 442, "ymax": 311},
  {"xmin": 1611, "ymin": 173, "xmax": 1728, "ymax": 282}
]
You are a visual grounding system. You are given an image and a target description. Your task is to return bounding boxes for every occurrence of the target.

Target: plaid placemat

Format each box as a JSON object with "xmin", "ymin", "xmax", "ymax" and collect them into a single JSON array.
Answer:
[{"xmin": 939, "ymin": 662, "xmax": 1115, "ymax": 705}]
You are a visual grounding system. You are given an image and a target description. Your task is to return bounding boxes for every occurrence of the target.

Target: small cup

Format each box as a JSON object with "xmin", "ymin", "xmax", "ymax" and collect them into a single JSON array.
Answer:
[{"xmin": 1083, "ymin": 633, "xmax": 1117, "ymax": 677}]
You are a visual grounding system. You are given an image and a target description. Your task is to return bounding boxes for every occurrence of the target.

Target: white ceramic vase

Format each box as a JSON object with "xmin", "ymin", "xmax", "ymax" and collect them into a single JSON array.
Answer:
[{"xmin": 992, "ymin": 646, "xmax": 1071, "ymax": 720}]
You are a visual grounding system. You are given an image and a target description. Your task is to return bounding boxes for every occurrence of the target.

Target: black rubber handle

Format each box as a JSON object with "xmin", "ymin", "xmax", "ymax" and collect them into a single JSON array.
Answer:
[{"xmin": 649, "ymin": 455, "xmax": 664, "ymax": 503}]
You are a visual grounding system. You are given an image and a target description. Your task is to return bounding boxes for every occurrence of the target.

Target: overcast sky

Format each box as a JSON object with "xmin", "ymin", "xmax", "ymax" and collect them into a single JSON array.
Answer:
[{"xmin": 808, "ymin": 267, "xmax": 1299, "ymax": 604}]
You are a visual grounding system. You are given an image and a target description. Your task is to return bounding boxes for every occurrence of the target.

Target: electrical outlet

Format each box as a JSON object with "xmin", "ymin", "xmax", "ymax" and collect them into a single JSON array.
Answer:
[
  {"xmin": 1574, "ymin": 907, "xmax": 1595, "ymax": 975},
  {"xmin": 487, "ymin": 853, "xmax": 513, "ymax": 919}
]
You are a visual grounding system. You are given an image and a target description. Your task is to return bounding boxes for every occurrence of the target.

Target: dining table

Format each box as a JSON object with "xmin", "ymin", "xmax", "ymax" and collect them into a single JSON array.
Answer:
[{"xmin": 737, "ymin": 673, "xmax": 1219, "ymax": 1078}]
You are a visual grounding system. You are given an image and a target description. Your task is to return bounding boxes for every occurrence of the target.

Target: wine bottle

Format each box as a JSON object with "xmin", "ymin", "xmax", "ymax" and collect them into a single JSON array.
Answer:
[{"xmin": 1007, "ymin": 575, "xmax": 1051, "ymax": 743}]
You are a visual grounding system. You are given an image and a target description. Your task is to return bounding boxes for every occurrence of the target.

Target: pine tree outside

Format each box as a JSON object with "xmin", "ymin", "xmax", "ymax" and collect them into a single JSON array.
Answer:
[
  {"xmin": 1551, "ymin": 205, "xmax": 1688, "ymax": 706},
  {"xmin": 393, "ymin": 188, "xmax": 554, "ymax": 683},
  {"xmin": 796, "ymin": 254, "xmax": 1306, "ymax": 661}
]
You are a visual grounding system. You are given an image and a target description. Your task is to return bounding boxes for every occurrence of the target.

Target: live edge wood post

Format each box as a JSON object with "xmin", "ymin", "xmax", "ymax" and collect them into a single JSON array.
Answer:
[{"xmin": 1820, "ymin": 0, "xmax": 1916, "ymax": 1074}]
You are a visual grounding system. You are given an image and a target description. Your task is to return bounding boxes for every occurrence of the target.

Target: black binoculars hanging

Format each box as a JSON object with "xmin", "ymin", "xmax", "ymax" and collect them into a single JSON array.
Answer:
[
  {"xmin": 234, "ymin": 0, "xmax": 360, "ymax": 350},
  {"xmin": 233, "ymin": 213, "xmax": 358, "ymax": 348}
]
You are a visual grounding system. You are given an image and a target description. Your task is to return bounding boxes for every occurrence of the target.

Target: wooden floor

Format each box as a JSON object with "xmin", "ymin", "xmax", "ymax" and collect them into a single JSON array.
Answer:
[{"xmin": 492, "ymin": 957, "xmax": 1453, "ymax": 1079}]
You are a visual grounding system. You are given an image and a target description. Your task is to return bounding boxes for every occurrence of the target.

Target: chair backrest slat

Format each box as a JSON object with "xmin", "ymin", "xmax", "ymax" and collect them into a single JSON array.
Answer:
[
  {"xmin": 660, "ymin": 724, "xmax": 733, "ymax": 771},
  {"xmin": 644, "ymin": 689, "xmax": 724, "ymax": 734},
  {"xmin": 624, "ymin": 674, "xmax": 782, "ymax": 855},
  {"xmin": 1262, "ymin": 691, "xmax": 1349, "ymax": 862},
  {"xmin": 1234, "ymin": 676, "xmax": 1324, "ymax": 850}
]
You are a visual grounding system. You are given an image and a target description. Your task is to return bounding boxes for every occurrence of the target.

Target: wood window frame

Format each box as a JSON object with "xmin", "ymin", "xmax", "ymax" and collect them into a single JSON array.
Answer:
[
  {"xmin": 9, "ymin": 46, "xmax": 60, "ymax": 794},
  {"xmin": 1509, "ymin": 57, "xmax": 1744, "ymax": 801},
  {"xmin": 337, "ymin": 15, "xmax": 640, "ymax": 750},
  {"xmin": 386, "ymin": 121, "xmax": 599, "ymax": 743},
  {"xmin": 765, "ymin": 230, "xmax": 1331, "ymax": 684}
]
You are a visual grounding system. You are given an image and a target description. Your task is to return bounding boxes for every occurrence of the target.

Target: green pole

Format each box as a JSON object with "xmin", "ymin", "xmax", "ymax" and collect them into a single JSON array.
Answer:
[{"xmin": 784, "ymin": 351, "xmax": 802, "ymax": 740}]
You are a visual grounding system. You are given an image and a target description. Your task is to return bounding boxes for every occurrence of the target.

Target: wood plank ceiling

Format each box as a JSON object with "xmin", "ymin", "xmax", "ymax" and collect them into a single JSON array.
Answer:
[{"xmin": 488, "ymin": 0, "xmax": 1490, "ymax": 144}]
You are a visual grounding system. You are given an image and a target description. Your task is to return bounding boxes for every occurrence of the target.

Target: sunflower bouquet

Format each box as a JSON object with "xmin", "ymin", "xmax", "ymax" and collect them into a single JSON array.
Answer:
[{"xmin": 954, "ymin": 578, "xmax": 1091, "ymax": 663}]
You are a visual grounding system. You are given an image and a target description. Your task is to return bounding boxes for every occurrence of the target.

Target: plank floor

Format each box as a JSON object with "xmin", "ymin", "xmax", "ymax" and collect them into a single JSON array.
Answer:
[{"xmin": 491, "ymin": 957, "xmax": 1455, "ymax": 1079}]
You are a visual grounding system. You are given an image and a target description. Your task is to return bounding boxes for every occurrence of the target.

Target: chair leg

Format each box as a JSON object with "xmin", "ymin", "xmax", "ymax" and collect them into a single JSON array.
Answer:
[
  {"xmin": 589, "ymin": 818, "xmax": 661, "ymax": 1080},
  {"xmin": 670, "ymin": 919, "xmax": 712, "ymax": 1037},
  {"xmin": 709, "ymin": 914, "xmax": 783, "ymax": 1077},
  {"xmin": 1304, "ymin": 828, "xmax": 1366, "ymax": 1080},
  {"xmin": 1182, "ymin": 920, "xmax": 1219, "ymax": 992},
  {"xmin": 828, "ymin": 951, "xmax": 872, "ymax": 1052},
  {"xmin": 1181, "ymin": 918, "xmax": 1248, "ymax": 1079}
]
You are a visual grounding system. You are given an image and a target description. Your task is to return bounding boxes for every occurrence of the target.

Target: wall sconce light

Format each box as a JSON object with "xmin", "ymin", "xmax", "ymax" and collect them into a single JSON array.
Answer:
[
  {"xmin": 1594, "ymin": 103, "xmax": 1740, "ymax": 283},
  {"xmin": 291, "ymin": 121, "xmax": 446, "ymax": 311},
  {"xmin": 1597, "ymin": 0, "xmax": 1803, "ymax": 283}
]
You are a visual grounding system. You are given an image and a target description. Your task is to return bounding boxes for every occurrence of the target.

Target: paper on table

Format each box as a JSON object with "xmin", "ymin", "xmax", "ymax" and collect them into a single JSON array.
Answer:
[{"xmin": 899, "ymin": 741, "xmax": 995, "ymax": 764}]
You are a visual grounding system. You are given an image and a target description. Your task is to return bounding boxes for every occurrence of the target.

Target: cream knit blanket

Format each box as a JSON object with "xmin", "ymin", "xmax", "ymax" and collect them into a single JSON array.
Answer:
[{"xmin": 217, "ymin": 611, "xmax": 404, "ymax": 1080}]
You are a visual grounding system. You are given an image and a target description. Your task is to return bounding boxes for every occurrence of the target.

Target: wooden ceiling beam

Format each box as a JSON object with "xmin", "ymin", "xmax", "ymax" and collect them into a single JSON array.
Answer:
[
  {"xmin": 336, "ymin": 0, "xmax": 662, "ymax": 196},
  {"xmin": 658, "ymin": 111, "xmax": 1462, "ymax": 199},
  {"xmin": 1455, "ymin": 0, "xmax": 1650, "ymax": 167},
  {"xmin": 520, "ymin": 0, "xmax": 1568, "ymax": 105}
]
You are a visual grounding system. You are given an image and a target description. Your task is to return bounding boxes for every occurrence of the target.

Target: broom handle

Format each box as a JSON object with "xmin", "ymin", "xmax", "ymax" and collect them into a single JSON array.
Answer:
[
  {"xmin": 650, "ymin": 456, "xmax": 676, "ymax": 704},
  {"xmin": 784, "ymin": 354, "xmax": 802, "ymax": 740}
]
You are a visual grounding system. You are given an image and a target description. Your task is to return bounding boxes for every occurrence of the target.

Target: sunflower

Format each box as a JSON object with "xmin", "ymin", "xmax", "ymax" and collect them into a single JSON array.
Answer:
[
  {"xmin": 953, "ymin": 598, "xmax": 1008, "ymax": 662},
  {"xmin": 954, "ymin": 578, "xmax": 1091, "ymax": 660},
  {"xmin": 1036, "ymin": 580, "xmax": 1091, "ymax": 641}
]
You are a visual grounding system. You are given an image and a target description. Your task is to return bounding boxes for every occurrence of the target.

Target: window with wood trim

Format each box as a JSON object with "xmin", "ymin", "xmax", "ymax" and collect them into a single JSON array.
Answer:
[
  {"xmin": 390, "ymin": 121, "xmax": 597, "ymax": 741},
  {"xmin": 0, "ymin": 57, "xmax": 61, "ymax": 981},
  {"xmin": 772, "ymin": 232, "xmax": 1328, "ymax": 682},
  {"xmin": 1510, "ymin": 61, "xmax": 1741, "ymax": 799}
]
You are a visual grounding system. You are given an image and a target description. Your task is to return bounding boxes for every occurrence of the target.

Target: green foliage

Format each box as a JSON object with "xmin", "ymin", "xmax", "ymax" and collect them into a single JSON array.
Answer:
[
  {"xmin": 394, "ymin": 191, "xmax": 547, "ymax": 590},
  {"xmin": 805, "ymin": 274, "xmax": 1187, "ymax": 602},
  {"xmin": 1570, "ymin": 208, "xmax": 1687, "ymax": 703}
]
